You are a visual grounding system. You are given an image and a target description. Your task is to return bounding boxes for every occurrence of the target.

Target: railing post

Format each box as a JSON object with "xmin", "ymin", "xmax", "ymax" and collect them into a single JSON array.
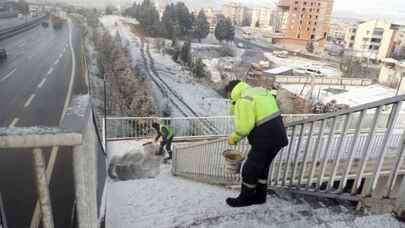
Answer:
[
  {"xmin": 102, "ymin": 117, "xmax": 106, "ymax": 151},
  {"xmin": 395, "ymin": 175, "xmax": 405, "ymax": 219},
  {"xmin": 73, "ymin": 118, "xmax": 98, "ymax": 228},
  {"xmin": 32, "ymin": 148, "xmax": 55, "ymax": 228},
  {"xmin": 368, "ymin": 102, "xmax": 402, "ymax": 197}
]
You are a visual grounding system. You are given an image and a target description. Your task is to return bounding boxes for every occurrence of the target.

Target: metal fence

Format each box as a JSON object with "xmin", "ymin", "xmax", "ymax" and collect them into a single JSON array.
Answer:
[
  {"xmin": 104, "ymin": 114, "xmax": 318, "ymax": 141},
  {"xmin": 173, "ymin": 94, "xmax": 405, "ymax": 201},
  {"xmin": 273, "ymin": 76, "xmax": 373, "ymax": 86}
]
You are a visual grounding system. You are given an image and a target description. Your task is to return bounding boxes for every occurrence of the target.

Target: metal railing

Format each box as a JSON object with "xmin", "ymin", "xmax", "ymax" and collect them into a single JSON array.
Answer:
[
  {"xmin": 273, "ymin": 75, "xmax": 373, "ymax": 86},
  {"xmin": 173, "ymin": 94, "xmax": 405, "ymax": 203},
  {"xmin": 104, "ymin": 114, "xmax": 318, "ymax": 141},
  {"xmin": 0, "ymin": 95, "xmax": 101, "ymax": 228}
]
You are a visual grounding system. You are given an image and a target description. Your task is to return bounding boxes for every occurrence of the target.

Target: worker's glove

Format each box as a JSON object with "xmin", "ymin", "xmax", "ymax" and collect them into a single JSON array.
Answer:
[{"xmin": 228, "ymin": 136, "xmax": 237, "ymax": 145}]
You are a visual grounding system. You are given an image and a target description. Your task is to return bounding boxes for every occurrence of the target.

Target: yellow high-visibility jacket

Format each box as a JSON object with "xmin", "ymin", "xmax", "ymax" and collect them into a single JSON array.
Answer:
[{"xmin": 230, "ymin": 82, "xmax": 281, "ymax": 144}]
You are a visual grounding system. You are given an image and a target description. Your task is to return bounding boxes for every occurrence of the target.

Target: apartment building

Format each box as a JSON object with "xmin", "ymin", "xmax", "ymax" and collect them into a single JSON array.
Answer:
[
  {"xmin": 328, "ymin": 22, "xmax": 348, "ymax": 41},
  {"xmin": 344, "ymin": 20, "xmax": 402, "ymax": 61},
  {"xmin": 251, "ymin": 7, "xmax": 273, "ymax": 28},
  {"xmin": 274, "ymin": 0, "xmax": 334, "ymax": 49},
  {"xmin": 222, "ymin": 1, "xmax": 249, "ymax": 26}
]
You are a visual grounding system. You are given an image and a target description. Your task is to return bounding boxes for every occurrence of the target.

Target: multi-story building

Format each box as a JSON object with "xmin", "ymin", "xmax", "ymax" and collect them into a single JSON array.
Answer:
[
  {"xmin": 273, "ymin": 0, "xmax": 334, "ymax": 50},
  {"xmin": 328, "ymin": 22, "xmax": 348, "ymax": 42},
  {"xmin": 222, "ymin": 1, "xmax": 249, "ymax": 26},
  {"xmin": 251, "ymin": 7, "xmax": 273, "ymax": 28},
  {"xmin": 344, "ymin": 20, "xmax": 402, "ymax": 61}
]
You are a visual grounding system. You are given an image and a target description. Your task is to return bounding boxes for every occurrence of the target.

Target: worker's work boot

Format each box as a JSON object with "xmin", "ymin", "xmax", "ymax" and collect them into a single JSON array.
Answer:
[
  {"xmin": 253, "ymin": 182, "xmax": 268, "ymax": 205},
  {"xmin": 226, "ymin": 184, "xmax": 256, "ymax": 207}
]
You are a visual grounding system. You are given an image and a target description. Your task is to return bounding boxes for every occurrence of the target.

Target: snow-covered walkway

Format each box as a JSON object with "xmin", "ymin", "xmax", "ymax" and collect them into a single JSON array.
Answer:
[{"xmin": 105, "ymin": 164, "xmax": 403, "ymax": 228}]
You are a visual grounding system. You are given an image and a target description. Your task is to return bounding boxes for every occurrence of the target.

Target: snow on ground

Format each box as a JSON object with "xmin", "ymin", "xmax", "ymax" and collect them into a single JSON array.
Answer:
[
  {"xmin": 99, "ymin": 15, "xmax": 139, "ymax": 37},
  {"xmin": 281, "ymin": 84, "xmax": 363, "ymax": 103},
  {"xmin": 320, "ymin": 84, "xmax": 398, "ymax": 107},
  {"xmin": 203, "ymin": 58, "xmax": 221, "ymax": 82},
  {"xmin": 105, "ymin": 151, "xmax": 404, "ymax": 228},
  {"xmin": 107, "ymin": 139, "xmax": 164, "ymax": 180},
  {"xmin": 264, "ymin": 53, "xmax": 341, "ymax": 77},
  {"xmin": 148, "ymin": 42, "xmax": 229, "ymax": 117}
]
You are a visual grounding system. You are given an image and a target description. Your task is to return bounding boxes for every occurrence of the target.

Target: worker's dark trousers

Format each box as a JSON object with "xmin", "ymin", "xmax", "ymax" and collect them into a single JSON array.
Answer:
[
  {"xmin": 242, "ymin": 145, "xmax": 282, "ymax": 187},
  {"xmin": 159, "ymin": 137, "xmax": 173, "ymax": 158}
]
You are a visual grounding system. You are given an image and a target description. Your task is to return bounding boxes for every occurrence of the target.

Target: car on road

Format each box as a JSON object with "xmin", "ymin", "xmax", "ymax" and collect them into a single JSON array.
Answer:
[
  {"xmin": 41, "ymin": 21, "xmax": 49, "ymax": 27},
  {"xmin": 0, "ymin": 48, "xmax": 7, "ymax": 60}
]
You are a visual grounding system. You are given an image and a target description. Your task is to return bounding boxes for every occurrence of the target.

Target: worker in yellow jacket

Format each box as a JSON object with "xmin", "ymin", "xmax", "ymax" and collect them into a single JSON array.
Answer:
[{"xmin": 225, "ymin": 80, "xmax": 288, "ymax": 207}]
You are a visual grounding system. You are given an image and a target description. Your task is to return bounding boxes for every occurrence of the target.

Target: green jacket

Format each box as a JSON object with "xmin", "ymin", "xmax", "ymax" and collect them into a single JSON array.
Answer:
[
  {"xmin": 155, "ymin": 124, "xmax": 174, "ymax": 142},
  {"xmin": 230, "ymin": 82, "xmax": 281, "ymax": 144}
]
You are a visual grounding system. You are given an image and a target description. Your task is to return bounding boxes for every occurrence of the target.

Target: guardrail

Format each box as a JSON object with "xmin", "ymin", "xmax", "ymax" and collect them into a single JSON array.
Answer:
[
  {"xmin": 273, "ymin": 75, "xmax": 373, "ymax": 86},
  {"xmin": 0, "ymin": 95, "xmax": 101, "ymax": 228},
  {"xmin": 0, "ymin": 15, "xmax": 47, "ymax": 41},
  {"xmin": 103, "ymin": 114, "xmax": 318, "ymax": 142},
  {"xmin": 173, "ymin": 94, "xmax": 405, "ymax": 211}
]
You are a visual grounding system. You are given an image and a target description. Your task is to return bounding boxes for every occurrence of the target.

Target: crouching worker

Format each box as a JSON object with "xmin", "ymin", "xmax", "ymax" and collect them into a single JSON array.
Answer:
[
  {"xmin": 152, "ymin": 122, "xmax": 174, "ymax": 163},
  {"xmin": 225, "ymin": 80, "xmax": 288, "ymax": 207}
]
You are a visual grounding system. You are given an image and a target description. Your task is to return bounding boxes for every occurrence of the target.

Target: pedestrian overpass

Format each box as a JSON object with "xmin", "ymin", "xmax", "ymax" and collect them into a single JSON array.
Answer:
[{"xmin": 1, "ymin": 93, "xmax": 405, "ymax": 227}]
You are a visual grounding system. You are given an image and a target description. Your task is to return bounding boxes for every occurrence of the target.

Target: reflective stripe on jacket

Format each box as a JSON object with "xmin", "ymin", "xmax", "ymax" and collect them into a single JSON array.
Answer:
[{"xmin": 230, "ymin": 82, "xmax": 281, "ymax": 143}]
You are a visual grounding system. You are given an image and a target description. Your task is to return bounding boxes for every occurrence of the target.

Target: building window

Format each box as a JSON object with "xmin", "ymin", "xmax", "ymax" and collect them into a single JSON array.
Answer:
[
  {"xmin": 313, "ymin": 28, "xmax": 316, "ymax": 32},
  {"xmin": 308, "ymin": 21, "xmax": 311, "ymax": 25},
  {"xmin": 316, "ymin": 9, "xmax": 320, "ymax": 12},
  {"xmin": 307, "ymin": 27, "xmax": 310, "ymax": 31},
  {"xmin": 309, "ymin": 15, "xmax": 312, "ymax": 18},
  {"xmin": 349, "ymin": 43, "xmax": 353, "ymax": 48},
  {"xmin": 363, "ymin": 38, "xmax": 370, "ymax": 42},
  {"xmin": 311, "ymin": 2, "xmax": 314, "ymax": 6},
  {"xmin": 294, "ymin": 7, "xmax": 298, "ymax": 10},
  {"xmin": 311, "ymin": 34, "xmax": 315, "ymax": 39},
  {"xmin": 302, "ymin": 8, "xmax": 306, "ymax": 11},
  {"xmin": 350, "ymin": 35, "xmax": 355, "ymax": 40},
  {"xmin": 295, "ymin": 1, "xmax": 299, "ymax": 4},
  {"xmin": 315, "ymin": 15, "xmax": 318, "ymax": 19},
  {"xmin": 371, "ymin": 38, "xmax": 381, "ymax": 43},
  {"xmin": 300, "ymin": 20, "xmax": 303, "ymax": 24},
  {"xmin": 366, "ymin": 30, "xmax": 370, "ymax": 35},
  {"xmin": 309, "ymin": 8, "xmax": 312, "ymax": 12},
  {"xmin": 304, "ymin": 1, "xmax": 307, "ymax": 5},
  {"xmin": 314, "ymin": 22, "xmax": 317, "ymax": 25}
]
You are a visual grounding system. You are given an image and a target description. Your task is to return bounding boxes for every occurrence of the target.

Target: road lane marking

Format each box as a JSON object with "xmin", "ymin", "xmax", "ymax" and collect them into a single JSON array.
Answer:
[
  {"xmin": 54, "ymin": 58, "xmax": 60, "ymax": 65},
  {"xmin": 47, "ymin": 67, "xmax": 54, "ymax": 75},
  {"xmin": 30, "ymin": 18, "xmax": 78, "ymax": 228},
  {"xmin": 8, "ymin": 118, "xmax": 19, "ymax": 127},
  {"xmin": 0, "ymin": 68, "xmax": 17, "ymax": 82},
  {"xmin": 37, "ymin": 78, "xmax": 47, "ymax": 88},
  {"xmin": 24, "ymin": 94, "xmax": 36, "ymax": 108},
  {"xmin": 59, "ymin": 53, "xmax": 63, "ymax": 59}
]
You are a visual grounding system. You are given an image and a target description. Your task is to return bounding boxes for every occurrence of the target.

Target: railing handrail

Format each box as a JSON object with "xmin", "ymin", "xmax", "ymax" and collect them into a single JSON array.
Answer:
[
  {"xmin": 287, "ymin": 94, "xmax": 405, "ymax": 127},
  {"xmin": 0, "ymin": 95, "xmax": 91, "ymax": 149},
  {"xmin": 105, "ymin": 114, "xmax": 319, "ymax": 120}
]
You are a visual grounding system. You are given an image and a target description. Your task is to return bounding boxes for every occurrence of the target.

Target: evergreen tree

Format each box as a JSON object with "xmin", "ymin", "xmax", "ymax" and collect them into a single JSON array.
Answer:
[
  {"xmin": 174, "ymin": 2, "xmax": 193, "ymax": 37},
  {"xmin": 224, "ymin": 18, "xmax": 235, "ymax": 42},
  {"xmin": 193, "ymin": 10, "xmax": 210, "ymax": 43},
  {"xmin": 192, "ymin": 58, "xmax": 207, "ymax": 79},
  {"xmin": 180, "ymin": 40, "xmax": 192, "ymax": 66},
  {"xmin": 215, "ymin": 19, "xmax": 227, "ymax": 42},
  {"xmin": 162, "ymin": 4, "xmax": 180, "ymax": 44}
]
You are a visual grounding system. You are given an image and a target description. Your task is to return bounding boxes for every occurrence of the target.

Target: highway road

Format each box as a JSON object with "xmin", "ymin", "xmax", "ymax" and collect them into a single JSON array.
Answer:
[
  {"xmin": 0, "ymin": 16, "xmax": 37, "ymax": 31},
  {"xmin": 0, "ymin": 17, "xmax": 87, "ymax": 228}
]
